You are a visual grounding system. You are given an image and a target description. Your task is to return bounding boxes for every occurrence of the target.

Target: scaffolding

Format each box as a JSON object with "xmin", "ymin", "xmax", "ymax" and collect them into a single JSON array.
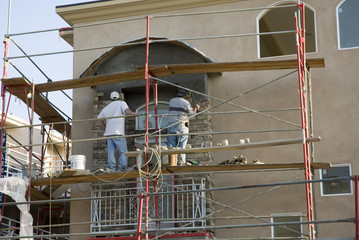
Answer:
[{"xmin": 0, "ymin": 1, "xmax": 358, "ymax": 240}]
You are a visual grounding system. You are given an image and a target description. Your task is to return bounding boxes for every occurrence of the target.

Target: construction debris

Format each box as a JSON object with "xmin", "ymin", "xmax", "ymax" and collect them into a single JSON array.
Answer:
[
  {"xmin": 219, "ymin": 155, "xmax": 248, "ymax": 165},
  {"xmin": 219, "ymin": 155, "xmax": 265, "ymax": 165},
  {"xmin": 253, "ymin": 159, "xmax": 264, "ymax": 165}
]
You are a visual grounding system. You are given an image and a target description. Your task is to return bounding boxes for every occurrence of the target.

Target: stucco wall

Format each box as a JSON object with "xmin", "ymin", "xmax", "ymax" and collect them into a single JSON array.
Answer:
[{"xmin": 67, "ymin": 0, "xmax": 359, "ymax": 238}]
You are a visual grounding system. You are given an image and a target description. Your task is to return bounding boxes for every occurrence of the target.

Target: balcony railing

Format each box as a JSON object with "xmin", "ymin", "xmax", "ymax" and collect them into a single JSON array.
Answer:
[{"xmin": 91, "ymin": 177, "xmax": 206, "ymax": 233}]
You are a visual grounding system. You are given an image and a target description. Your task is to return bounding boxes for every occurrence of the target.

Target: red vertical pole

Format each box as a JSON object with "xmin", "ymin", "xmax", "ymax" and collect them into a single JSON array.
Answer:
[
  {"xmin": 296, "ymin": 3, "xmax": 315, "ymax": 239},
  {"xmin": 144, "ymin": 15, "xmax": 151, "ymax": 240},
  {"xmin": 136, "ymin": 193, "xmax": 144, "ymax": 240},
  {"xmin": 1, "ymin": 0, "xmax": 12, "ymax": 178},
  {"xmin": 0, "ymin": 36, "xmax": 9, "ymax": 176},
  {"xmin": 355, "ymin": 176, "xmax": 359, "ymax": 240},
  {"xmin": 144, "ymin": 15, "xmax": 150, "ymax": 149}
]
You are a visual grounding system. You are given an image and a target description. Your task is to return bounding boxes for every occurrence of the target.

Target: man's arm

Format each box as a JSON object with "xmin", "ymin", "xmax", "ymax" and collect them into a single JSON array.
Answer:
[
  {"xmin": 125, "ymin": 108, "xmax": 138, "ymax": 117},
  {"xmin": 98, "ymin": 119, "xmax": 106, "ymax": 129}
]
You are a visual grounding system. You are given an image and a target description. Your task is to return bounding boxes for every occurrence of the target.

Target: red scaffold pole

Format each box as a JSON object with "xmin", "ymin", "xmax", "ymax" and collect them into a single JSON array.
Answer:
[
  {"xmin": 136, "ymin": 193, "xmax": 144, "ymax": 240},
  {"xmin": 136, "ymin": 15, "xmax": 151, "ymax": 240},
  {"xmin": 1, "ymin": 0, "xmax": 12, "ymax": 178},
  {"xmin": 295, "ymin": 3, "xmax": 315, "ymax": 239},
  {"xmin": 144, "ymin": 15, "xmax": 150, "ymax": 149},
  {"xmin": 0, "ymin": 36, "xmax": 9, "ymax": 176},
  {"xmin": 144, "ymin": 15, "xmax": 150, "ymax": 240}
]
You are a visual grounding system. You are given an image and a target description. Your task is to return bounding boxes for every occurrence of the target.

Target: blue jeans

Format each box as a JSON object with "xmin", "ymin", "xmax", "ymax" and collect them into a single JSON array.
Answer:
[
  {"xmin": 167, "ymin": 123, "xmax": 189, "ymax": 164},
  {"xmin": 107, "ymin": 137, "xmax": 128, "ymax": 171}
]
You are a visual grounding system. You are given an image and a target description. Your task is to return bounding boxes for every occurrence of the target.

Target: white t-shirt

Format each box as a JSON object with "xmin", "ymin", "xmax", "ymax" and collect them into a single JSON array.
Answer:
[{"xmin": 97, "ymin": 100, "xmax": 129, "ymax": 136}]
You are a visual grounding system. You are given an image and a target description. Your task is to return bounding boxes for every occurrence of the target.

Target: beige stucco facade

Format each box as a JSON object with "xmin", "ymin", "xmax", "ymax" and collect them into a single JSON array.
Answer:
[{"xmin": 57, "ymin": 0, "xmax": 359, "ymax": 238}]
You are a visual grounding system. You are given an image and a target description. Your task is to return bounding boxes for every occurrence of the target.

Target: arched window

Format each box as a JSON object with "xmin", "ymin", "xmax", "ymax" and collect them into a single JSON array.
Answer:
[
  {"xmin": 136, "ymin": 101, "xmax": 169, "ymax": 130},
  {"xmin": 337, "ymin": 0, "xmax": 359, "ymax": 49},
  {"xmin": 257, "ymin": 1, "xmax": 316, "ymax": 58}
]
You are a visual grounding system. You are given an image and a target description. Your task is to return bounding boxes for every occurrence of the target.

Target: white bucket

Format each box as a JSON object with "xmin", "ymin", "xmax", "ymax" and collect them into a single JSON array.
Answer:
[{"xmin": 70, "ymin": 155, "xmax": 86, "ymax": 170}]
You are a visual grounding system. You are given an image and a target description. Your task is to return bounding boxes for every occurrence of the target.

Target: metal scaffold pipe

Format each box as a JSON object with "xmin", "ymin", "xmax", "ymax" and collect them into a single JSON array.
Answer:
[
  {"xmin": 0, "ymin": 218, "xmax": 353, "ymax": 240},
  {"xmin": 0, "ymin": 176, "xmax": 351, "ymax": 207},
  {"xmin": 5, "ymin": 30, "xmax": 296, "ymax": 60},
  {"xmin": 0, "ymin": 107, "xmax": 300, "ymax": 131},
  {"xmin": 6, "ymin": 4, "xmax": 297, "ymax": 38}
]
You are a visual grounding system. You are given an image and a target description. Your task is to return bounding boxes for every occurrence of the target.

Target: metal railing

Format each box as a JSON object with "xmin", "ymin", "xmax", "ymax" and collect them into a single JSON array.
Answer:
[
  {"xmin": 0, "ymin": 215, "xmax": 68, "ymax": 240},
  {"xmin": 91, "ymin": 177, "xmax": 207, "ymax": 233},
  {"xmin": 4, "ymin": 142, "xmax": 66, "ymax": 178}
]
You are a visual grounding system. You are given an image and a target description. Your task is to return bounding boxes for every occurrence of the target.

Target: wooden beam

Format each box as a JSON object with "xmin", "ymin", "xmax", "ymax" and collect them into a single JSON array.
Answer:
[
  {"xmin": 42, "ymin": 169, "xmax": 77, "ymax": 196},
  {"xmin": 31, "ymin": 161, "xmax": 330, "ymax": 187},
  {"xmin": 149, "ymin": 58, "xmax": 325, "ymax": 76},
  {"xmin": 163, "ymin": 162, "xmax": 331, "ymax": 174},
  {"xmin": 20, "ymin": 58, "xmax": 324, "ymax": 93},
  {"xmin": 2, "ymin": 77, "xmax": 30, "ymax": 87},
  {"xmin": 30, "ymin": 186, "xmax": 63, "ymax": 207},
  {"xmin": 35, "ymin": 69, "xmax": 146, "ymax": 92},
  {"xmin": 126, "ymin": 137, "xmax": 321, "ymax": 157},
  {"xmin": 1, "ymin": 79, "xmax": 71, "ymax": 135}
]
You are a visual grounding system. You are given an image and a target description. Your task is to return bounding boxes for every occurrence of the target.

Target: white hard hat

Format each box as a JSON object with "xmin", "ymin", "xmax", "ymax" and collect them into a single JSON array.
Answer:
[{"xmin": 110, "ymin": 91, "xmax": 120, "ymax": 100}]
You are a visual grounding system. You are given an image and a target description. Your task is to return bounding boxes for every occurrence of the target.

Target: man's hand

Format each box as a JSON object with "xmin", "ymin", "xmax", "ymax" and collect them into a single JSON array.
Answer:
[{"xmin": 194, "ymin": 104, "xmax": 200, "ymax": 112}]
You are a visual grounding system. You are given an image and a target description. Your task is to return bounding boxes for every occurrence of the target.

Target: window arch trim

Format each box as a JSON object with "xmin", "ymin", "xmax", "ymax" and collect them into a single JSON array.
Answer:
[
  {"xmin": 256, "ymin": 0, "xmax": 317, "ymax": 59},
  {"xmin": 336, "ymin": 0, "xmax": 359, "ymax": 50}
]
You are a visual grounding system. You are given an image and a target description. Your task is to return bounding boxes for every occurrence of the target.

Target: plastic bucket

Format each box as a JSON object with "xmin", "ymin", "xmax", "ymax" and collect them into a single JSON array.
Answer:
[{"xmin": 70, "ymin": 155, "xmax": 86, "ymax": 170}]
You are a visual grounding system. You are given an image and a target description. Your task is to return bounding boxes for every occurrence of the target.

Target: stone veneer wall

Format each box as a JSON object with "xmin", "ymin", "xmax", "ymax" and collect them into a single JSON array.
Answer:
[
  {"xmin": 92, "ymin": 90, "xmax": 215, "ymax": 231},
  {"xmin": 93, "ymin": 92, "xmax": 137, "ymax": 170}
]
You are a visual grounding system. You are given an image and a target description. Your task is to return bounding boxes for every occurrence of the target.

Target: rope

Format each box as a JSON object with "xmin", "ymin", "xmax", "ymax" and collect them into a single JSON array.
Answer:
[{"xmin": 136, "ymin": 147, "xmax": 163, "ymax": 194}]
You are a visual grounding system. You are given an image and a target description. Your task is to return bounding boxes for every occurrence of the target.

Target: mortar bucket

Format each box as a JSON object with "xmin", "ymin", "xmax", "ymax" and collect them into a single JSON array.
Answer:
[{"xmin": 70, "ymin": 155, "xmax": 86, "ymax": 170}]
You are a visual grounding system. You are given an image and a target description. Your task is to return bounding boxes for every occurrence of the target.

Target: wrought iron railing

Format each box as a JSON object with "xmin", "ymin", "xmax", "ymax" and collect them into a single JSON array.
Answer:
[{"xmin": 91, "ymin": 177, "xmax": 206, "ymax": 233}]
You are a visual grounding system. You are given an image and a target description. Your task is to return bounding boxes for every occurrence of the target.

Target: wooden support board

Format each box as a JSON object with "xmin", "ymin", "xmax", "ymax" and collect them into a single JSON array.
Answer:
[
  {"xmin": 42, "ymin": 169, "xmax": 78, "ymax": 196},
  {"xmin": 1, "ymin": 58, "xmax": 324, "ymax": 135},
  {"xmin": 7, "ymin": 58, "xmax": 324, "ymax": 93},
  {"xmin": 1, "ymin": 77, "xmax": 30, "ymax": 87},
  {"xmin": 30, "ymin": 186, "xmax": 62, "ymax": 207},
  {"xmin": 31, "ymin": 162, "xmax": 330, "ymax": 187},
  {"xmin": 1, "ymin": 78, "xmax": 71, "ymax": 136},
  {"xmin": 126, "ymin": 137, "xmax": 321, "ymax": 157}
]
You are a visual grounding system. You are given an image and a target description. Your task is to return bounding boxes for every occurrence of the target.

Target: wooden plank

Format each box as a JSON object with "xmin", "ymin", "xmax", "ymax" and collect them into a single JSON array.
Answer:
[
  {"xmin": 162, "ymin": 162, "xmax": 331, "ymax": 174},
  {"xmin": 35, "ymin": 69, "xmax": 146, "ymax": 92},
  {"xmin": 21, "ymin": 58, "xmax": 324, "ymax": 93},
  {"xmin": 32, "ymin": 170, "xmax": 140, "ymax": 186},
  {"xmin": 42, "ymin": 169, "xmax": 77, "ymax": 195},
  {"xmin": 150, "ymin": 58, "xmax": 325, "ymax": 76},
  {"xmin": 31, "ymin": 161, "xmax": 330, "ymax": 187},
  {"xmin": 2, "ymin": 83, "xmax": 71, "ymax": 135},
  {"xmin": 30, "ymin": 186, "xmax": 62, "ymax": 207},
  {"xmin": 2, "ymin": 77, "xmax": 30, "ymax": 87},
  {"xmin": 30, "ymin": 186, "xmax": 50, "ymax": 201},
  {"xmin": 1, "ymin": 58, "xmax": 324, "ymax": 135},
  {"xmin": 126, "ymin": 137, "xmax": 321, "ymax": 157}
]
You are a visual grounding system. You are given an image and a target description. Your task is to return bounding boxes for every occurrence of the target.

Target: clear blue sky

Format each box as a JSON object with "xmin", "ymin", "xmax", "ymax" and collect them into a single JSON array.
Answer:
[{"xmin": 0, "ymin": 0, "xmax": 95, "ymax": 123}]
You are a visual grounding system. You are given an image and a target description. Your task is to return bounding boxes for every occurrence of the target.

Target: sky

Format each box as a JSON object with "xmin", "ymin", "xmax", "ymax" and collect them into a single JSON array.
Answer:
[{"xmin": 0, "ymin": 0, "xmax": 96, "ymax": 123}]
